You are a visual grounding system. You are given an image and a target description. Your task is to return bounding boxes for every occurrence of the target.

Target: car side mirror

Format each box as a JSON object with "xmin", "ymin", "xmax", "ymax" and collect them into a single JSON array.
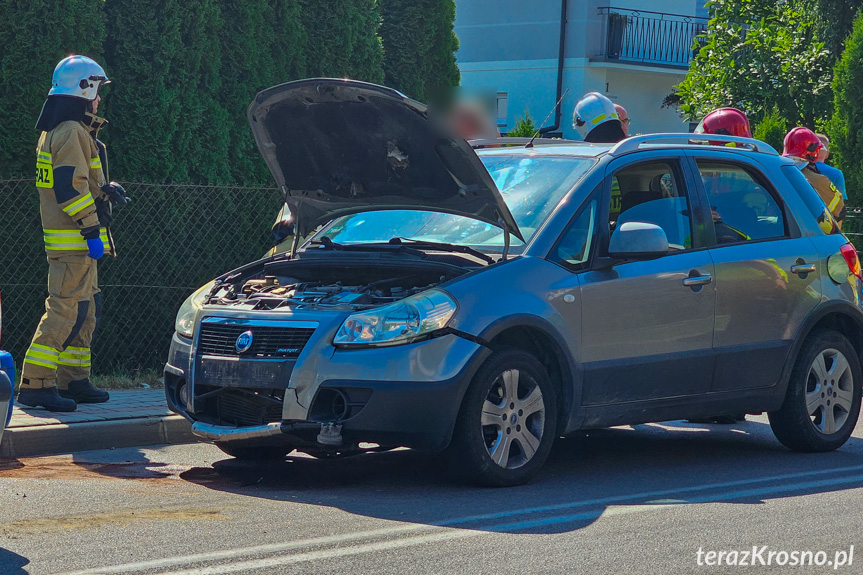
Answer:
[
  {"xmin": 608, "ymin": 222, "xmax": 669, "ymax": 259},
  {"xmin": 271, "ymin": 219, "xmax": 295, "ymax": 246}
]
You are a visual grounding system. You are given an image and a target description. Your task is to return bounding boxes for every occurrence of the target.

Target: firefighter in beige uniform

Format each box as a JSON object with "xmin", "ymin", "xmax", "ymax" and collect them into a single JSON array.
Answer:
[
  {"xmin": 783, "ymin": 126, "xmax": 845, "ymax": 230},
  {"xmin": 18, "ymin": 55, "xmax": 128, "ymax": 412}
]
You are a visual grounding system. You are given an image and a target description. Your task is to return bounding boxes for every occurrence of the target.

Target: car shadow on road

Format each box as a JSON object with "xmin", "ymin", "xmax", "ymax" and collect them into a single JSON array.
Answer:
[
  {"xmin": 0, "ymin": 547, "xmax": 30, "ymax": 575},
  {"xmin": 178, "ymin": 418, "xmax": 863, "ymax": 535}
]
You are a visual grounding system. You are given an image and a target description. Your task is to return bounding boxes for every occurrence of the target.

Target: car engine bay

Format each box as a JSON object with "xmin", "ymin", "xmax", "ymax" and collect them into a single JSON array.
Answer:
[{"xmin": 204, "ymin": 257, "xmax": 473, "ymax": 311}]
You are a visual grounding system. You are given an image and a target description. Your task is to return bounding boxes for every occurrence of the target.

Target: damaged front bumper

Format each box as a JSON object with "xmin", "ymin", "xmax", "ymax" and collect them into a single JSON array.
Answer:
[
  {"xmin": 165, "ymin": 325, "xmax": 490, "ymax": 452},
  {"xmin": 190, "ymin": 421, "xmax": 283, "ymax": 441}
]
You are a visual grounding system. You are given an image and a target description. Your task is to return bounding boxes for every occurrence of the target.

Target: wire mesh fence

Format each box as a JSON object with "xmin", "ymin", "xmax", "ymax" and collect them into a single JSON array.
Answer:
[
  {"xmin": 2, "ymin": 176, "xmax": 862, "ymax": 379},
  {"xmin": 843, "ymin": 207, "xmax": 863, "ymax": 241},
  {"xmin": 0, "ymin": 178, "xmax": 283, "ymax": 376}
]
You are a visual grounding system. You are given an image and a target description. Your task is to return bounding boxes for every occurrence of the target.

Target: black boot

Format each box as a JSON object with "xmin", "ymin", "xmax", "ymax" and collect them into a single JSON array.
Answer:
[
  {"xmin": 17, "ymin": 387, "xmax": 77, "ymax": 412},
  {"xmin": 59, "ymin": 379, "xmax": 109, "ymax": 404}
]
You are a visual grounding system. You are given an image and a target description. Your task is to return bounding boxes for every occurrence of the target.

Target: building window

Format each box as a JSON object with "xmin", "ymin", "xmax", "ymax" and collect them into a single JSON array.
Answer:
[{"xmin": 497, "ymin": 92, "xmax": 508, "ymax": 130}]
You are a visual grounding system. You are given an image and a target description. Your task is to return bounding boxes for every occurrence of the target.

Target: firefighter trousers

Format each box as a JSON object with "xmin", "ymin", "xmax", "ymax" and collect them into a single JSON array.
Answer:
[{"xmin": 21, "ymin": 255, "xmax": 101, "ymax": 390}]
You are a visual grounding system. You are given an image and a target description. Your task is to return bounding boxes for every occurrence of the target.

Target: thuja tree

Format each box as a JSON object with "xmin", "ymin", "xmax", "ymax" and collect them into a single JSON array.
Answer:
[
  {"xmin": 379, "ymin": 0, "xmax": 460, "ymax": 102},
  {"xmin": 828, "ymin": 11, "xmax": 863, "ymax": 204},
  {"xmin": 103, "ymin": 0, "xmax": 187, "ymax": 181},
  {"xmin": 300, "ymin": 0, "xmax": 384, "ymax": 83},
  {"xmin": 217, "ymin": 0, "xmax": 309, "ymax": 183},
  {"xmin": 0, "ymin": 0, "xmax": 105, "ymax": 177}
]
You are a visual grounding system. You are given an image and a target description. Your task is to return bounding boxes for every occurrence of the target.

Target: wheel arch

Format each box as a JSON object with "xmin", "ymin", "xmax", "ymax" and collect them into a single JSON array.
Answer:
[
  {"xmin": 779, "ymin": 301, "xmax": 863, "ymax": 400},
  {"xmin": 478, "ymin": 315, "xmax": 581, "ymax": 433}
]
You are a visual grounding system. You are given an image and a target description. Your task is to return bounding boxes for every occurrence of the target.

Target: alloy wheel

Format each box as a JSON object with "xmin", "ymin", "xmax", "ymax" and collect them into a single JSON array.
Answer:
[
  {"xmin": 806, "ymin": 348, "xmax": 854, "ymax": 435},
  {"xmin": 480, "ymin": 368, "xmax": 546, "ymax": 469}
]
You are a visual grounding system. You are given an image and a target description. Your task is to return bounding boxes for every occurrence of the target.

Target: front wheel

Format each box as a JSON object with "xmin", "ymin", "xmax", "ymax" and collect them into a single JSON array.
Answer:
[
  {"xmin": 769, "ymin": 330, "xmax": 862, "ymax": 452},
  {"xmin": 448, "ymin": 348, "xmax": 558, "ymax": 487}
]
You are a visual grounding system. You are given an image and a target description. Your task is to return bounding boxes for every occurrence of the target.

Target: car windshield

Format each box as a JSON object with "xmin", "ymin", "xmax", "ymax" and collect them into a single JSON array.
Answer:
[{"xmin": 310, "ymin": 154, "xmax": 595, "ymax": 251}]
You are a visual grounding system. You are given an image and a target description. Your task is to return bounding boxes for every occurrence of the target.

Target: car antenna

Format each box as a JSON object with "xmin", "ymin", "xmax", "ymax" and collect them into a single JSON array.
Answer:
[{"xmin": 525, "ymin": 88, "xmax": 569, "ymax": 149}]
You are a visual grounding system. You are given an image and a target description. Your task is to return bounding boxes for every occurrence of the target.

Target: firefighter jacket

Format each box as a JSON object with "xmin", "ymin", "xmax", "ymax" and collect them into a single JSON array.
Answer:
[
  {"xmin": 802, "ymin": 163, "xmax": 845, "ymax": 226},
  {"xmin": 35, "ymin": 114, "xmax": 114, "ymax": 258}
]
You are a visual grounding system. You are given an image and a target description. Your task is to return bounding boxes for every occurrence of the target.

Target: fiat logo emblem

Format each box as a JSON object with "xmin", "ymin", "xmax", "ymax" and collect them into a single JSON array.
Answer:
[{"xmin": 235, "ymin": 331, "xmax": 254, "ymax": 353}]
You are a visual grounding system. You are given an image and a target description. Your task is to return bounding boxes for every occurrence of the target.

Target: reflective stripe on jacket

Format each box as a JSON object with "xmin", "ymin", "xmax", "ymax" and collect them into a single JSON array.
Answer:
[{"xmin": 43, "ymin": 229, "xmax": 111, "ymax": 252}]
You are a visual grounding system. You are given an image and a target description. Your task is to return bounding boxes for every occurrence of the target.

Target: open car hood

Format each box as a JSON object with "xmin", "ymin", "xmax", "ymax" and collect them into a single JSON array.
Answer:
[{"xmin": 248, "ymin": 78, "xmax": 523, "ymax": 242}]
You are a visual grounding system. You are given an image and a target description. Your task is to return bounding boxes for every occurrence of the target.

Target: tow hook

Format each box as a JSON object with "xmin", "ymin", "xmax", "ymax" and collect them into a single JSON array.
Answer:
[{"xmin": 317, "ymin": 422, "xmax": 343, "ymax": 446}]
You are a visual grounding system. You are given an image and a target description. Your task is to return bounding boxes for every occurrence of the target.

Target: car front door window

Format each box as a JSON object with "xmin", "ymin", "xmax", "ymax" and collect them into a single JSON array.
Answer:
[{"xmin": 611, "ymin": 161, "xmax": 693, "ymax": 251}]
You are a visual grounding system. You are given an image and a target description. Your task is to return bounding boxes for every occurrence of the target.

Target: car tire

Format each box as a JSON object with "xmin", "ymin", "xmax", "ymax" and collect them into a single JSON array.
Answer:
[
  {"xmin": 215, "ymin": 443, "xmax": 289, "ymax": 461},
  {"xmin": 769, "ymin": 330, "xmax": 862, "ymax": 452},
  {"xmin": 448, "ymin": 348, "xmax": 558, "ymax": 487}
]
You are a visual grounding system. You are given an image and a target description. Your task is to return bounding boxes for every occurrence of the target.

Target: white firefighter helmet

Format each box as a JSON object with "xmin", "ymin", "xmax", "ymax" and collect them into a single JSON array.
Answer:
[
  {"xmin": 49, "ymin": 55, "xmax": 110, "ymax": 100},
  {"xmin": 572, "ymin": 92, "xmax": 619, "ymax": 139}
]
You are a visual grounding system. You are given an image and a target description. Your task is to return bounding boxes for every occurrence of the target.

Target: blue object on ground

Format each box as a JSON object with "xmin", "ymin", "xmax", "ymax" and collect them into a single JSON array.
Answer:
[
  {"xmin": 0, "ymin": 350, "xmax": 14, "ymax": 427},
  {"xmin": 816, "ymin": 161, "xmax": 847, "ymax": 200}
]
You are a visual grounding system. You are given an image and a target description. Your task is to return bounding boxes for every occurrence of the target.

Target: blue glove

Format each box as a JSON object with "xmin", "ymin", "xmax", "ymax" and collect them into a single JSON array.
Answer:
[{"xmin": 86, "ymin": 237, "xmax": 104, "ymax": 260}]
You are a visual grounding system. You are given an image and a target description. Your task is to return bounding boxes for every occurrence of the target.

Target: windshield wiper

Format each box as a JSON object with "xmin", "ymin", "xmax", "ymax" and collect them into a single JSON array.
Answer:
[
  {"xmin": 387, "ymin": 237, "xmax": 496, "ymax": 265},
  {"xmin": 310, "ymin": 236, "xmax": 343, "ymax": 249},
  {"xmin": 309, "ymin": 237, "xmax": 427, "ymax": 258}
]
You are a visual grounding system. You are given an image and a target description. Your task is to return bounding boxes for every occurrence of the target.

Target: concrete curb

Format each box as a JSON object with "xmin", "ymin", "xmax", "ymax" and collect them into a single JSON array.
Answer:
[{"xmin": 0, "ymin": 415, "xmax": 196, "ymax": 459}]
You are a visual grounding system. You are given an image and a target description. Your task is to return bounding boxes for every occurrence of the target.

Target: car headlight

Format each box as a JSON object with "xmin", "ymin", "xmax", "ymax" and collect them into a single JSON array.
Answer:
[
  {"xmin": 333, "ymin": 289, "xmax": 457, "ymax": 347},
  {"xmin": 174, "ymin": 281, "xmax": 215, "ymax": 338}
]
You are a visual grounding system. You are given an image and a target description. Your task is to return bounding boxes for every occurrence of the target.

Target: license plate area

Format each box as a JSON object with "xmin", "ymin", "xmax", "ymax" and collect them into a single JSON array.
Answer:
[{"xmin": 196, "ymin": 356, "xmax": 293, "ymax": 389}]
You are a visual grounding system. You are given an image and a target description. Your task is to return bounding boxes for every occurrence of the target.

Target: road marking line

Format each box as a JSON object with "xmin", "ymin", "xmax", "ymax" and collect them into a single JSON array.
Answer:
[
  {"xmin": 490, "ymin": 474, "xmax": 863, "ymax": 532},
  {"xmin": 435, "ymin": 464, "xmax": 863, "ymax": 526},
  {"xmin": 56, "ymin": 523, "xmax": 436, "ymax": 575},
  {"xmin": 55, "ymin": 464, "xmax": 863, "ymax": 575},
  {"xmin": 159, "ymin": 473, "xmax": 863, "ymax": 575},
  {"xmin": 155, "ymin": 529, "xmax": 484, "ymax": 575}
]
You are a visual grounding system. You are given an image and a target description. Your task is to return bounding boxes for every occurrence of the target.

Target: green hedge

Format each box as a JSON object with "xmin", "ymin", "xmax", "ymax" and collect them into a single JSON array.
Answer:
[
  {"xmin": 0, "ymin": 0, "xmax": 459, "ymax": 182},
  {"xmin": 379, "ymin": 0, "xmax": 460, "ymax": 102},
  {"xmin": 829, "ymin": 11, "xmax": 863, "ymax": 205},
  {"xmin": 0, "ymin": 0, "xmax": 105, "ymax": 178}
]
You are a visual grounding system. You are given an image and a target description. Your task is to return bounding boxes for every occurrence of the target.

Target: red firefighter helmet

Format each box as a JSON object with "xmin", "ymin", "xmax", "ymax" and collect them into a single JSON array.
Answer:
[
  {"xmin": 694, "ymin": 108, "xmax": 752, "ymax": 140},
  {"xmin": 783, "ymin": 127, "xmax": 822, "ymax": 163}
]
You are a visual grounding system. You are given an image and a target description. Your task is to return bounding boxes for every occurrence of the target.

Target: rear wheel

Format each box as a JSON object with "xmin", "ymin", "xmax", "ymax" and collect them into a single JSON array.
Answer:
[
  {"xmin": 448, "ymin": 348, "xmax": 557, "ymax": 487},
  {"xmin": 215, "ymin": 443, "xmax": 289, "ymax": 461},
  {"xmin": 769, "ymin": 330, "xmax": 862, "ymax": 452}
]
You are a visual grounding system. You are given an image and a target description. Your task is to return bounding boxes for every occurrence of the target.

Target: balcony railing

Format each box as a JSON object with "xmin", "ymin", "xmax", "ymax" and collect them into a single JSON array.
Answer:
[{"xmin": 597, "ymin": 7, "xmax": 708, "ymax": 68}]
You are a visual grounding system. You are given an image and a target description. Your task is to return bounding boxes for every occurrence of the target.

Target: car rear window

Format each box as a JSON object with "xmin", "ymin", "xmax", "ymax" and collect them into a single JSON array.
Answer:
[
  {"xmin": 782, "ymin": 164, "xmax": 833, "ymax": 221},
  {"xmin": 781, "ymin": 164, "xmax": 843, "ymax": 235}
]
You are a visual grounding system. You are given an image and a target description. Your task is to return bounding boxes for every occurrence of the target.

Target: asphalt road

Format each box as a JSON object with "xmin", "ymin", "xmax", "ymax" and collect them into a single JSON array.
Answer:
[{"xmin": 1, "ymin": 413, "xmax": 862, "ymax": 575}]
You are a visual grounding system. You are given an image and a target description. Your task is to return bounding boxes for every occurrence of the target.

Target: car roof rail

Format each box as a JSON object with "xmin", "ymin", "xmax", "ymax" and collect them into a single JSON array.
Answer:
[
  {"xmin": 608, "ymin": 133, "xmax": 780, "ymax": 157},
  {"xmin": 469, "ymin": 137, "xmax": 583, "ymax": 149}
]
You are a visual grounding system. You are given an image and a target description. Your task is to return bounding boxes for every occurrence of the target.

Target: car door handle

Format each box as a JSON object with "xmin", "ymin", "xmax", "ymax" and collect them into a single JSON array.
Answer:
[
  {"xmin": 791, "ymin": 263, "xmax": 816, "ymax": 275},
  {"xmin": 682, "ymin": 275, "xmax": 712, "ymax": 287}
]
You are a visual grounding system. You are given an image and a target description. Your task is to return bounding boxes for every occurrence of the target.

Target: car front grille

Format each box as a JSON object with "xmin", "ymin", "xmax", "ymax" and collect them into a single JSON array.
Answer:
[
  {"xmin": 195, "ymin": 386, "xmax": 284, "ymax": 427},
  {"xmin": 198, "ymin": 322, "xmax": 315, "ymax": 359}
]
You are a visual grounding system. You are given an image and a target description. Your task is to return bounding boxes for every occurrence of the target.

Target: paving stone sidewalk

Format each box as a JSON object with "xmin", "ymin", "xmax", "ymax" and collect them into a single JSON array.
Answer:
[{"xmin": 1, "ymin": 390, "xmax": 194, "ymax": 459}]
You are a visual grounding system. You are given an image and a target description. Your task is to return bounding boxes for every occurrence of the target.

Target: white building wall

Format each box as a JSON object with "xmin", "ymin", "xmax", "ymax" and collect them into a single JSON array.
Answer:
[{"xmin": 456, "ymin": 0, "xmax": 704, "ymax": 139}]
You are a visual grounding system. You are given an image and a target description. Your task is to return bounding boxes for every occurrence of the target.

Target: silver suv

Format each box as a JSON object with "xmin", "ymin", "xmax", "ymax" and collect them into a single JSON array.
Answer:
[{"xmin": 165, "ymin": 79, "xmax": 863, "ymax": 486}]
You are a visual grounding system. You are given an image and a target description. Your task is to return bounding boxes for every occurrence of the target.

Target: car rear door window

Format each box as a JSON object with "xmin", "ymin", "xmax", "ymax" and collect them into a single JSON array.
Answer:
[
  {"xmin": 611, "ymin": 161, "xmax": 692, "ymax": 251},
  {"xmin": 696, "ymin": 161, "xmax": 786, "ymax": 244}
]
